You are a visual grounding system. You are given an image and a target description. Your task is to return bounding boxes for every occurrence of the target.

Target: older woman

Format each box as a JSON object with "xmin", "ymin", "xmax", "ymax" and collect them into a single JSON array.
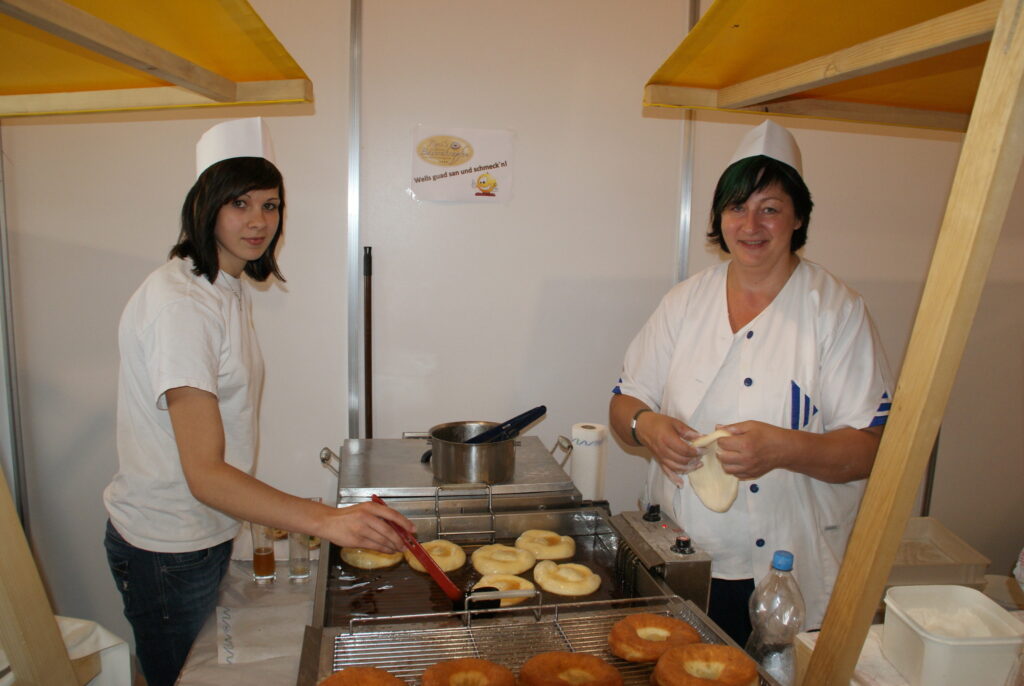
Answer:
[{"xmin": 610, "ymin": 121, "xmax": 893, "ymax": 643}]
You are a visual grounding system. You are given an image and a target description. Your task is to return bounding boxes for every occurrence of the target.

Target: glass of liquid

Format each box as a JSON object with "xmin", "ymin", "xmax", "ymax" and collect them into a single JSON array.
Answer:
[
  {"xmin": 250, "ymin": 523, "xmax": 277, "ymax": 584},
  {"xmin": 288, "ymin": 531, "xmax": 311, "ymax": 582}
]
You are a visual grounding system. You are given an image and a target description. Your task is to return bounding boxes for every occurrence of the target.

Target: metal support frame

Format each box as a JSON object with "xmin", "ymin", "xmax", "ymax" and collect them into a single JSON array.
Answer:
[
  {"xmin": 346, "ymin": 0, "xmax": 363, "ymax": 439},
  {"xmin": 675, "ymin": 0, "xmax": 701, "ymax": 285},
  {"xmin": 0, "ymin": 126, "xmax": 28, "ymax": 531}
]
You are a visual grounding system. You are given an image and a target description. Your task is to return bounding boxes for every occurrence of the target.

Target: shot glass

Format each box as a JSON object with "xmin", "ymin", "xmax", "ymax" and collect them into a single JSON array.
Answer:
[
  {"xmin": 250, "ymin": 523, "xmax": 277, "ymax": 584},
  {"xmin": 288, "ymin": 531, "xmax": 311, "ymax": 582}
]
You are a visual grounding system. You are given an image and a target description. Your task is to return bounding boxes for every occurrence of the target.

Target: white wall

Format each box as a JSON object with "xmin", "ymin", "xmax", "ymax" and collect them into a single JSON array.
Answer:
[
  {"xmin": 358, "ymin": 1, "xmax": 688, "ymax": 509},
  {"xmin": 0, "ymin": 0, "xmax": 1021, "ymax": 653}
]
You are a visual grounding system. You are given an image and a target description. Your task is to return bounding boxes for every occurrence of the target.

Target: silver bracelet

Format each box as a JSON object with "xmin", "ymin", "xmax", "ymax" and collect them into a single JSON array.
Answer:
[{"xmin": 630, "ymin": 408, "xmax": 653, "ymax": 446}]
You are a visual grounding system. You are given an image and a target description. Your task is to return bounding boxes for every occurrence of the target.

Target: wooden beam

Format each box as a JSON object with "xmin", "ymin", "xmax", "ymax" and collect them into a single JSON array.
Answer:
[
  {"xmin": 643, "ymin": 83, "xmax": 719, "ymax": 110},
  {"xmin": 802, "ymin": 0, "xmax": 1024, "ymax": 682},
  {"xmin": 0, "ymin": 468, "xmax": 77, "ymax": 685},
  {"xmin": 752, "ymin": 98, "xmax": 970, "ymax": 131},
  {"xmin": 643, "ymin": 87, "xmax": 970, "ymax": 131},
  {"xmin": 719, "ymin": 0, "xmax": 997, "ymax": 109},
  {"xmin": 0, "ymin": 79, "xmax": 313, "ymax": 118},
  {"xmin": 0, "ymin": 0, "xmax": 238, "ymax": 102}
]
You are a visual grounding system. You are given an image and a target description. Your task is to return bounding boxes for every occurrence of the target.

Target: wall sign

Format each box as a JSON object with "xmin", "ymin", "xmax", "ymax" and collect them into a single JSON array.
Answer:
[{"xmin": 410, "ymin": 126, "xmax": 514, "ymax": 203}]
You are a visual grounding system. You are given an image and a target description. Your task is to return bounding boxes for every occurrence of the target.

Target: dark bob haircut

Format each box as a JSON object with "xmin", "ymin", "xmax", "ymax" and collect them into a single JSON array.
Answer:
[
  {"xmin": 170, "ymin": 156, "xmax": 286, "ymax": 283},
  {"xmin": 706, "ymin": 155, "xmax": 813, "ymax": 254}
]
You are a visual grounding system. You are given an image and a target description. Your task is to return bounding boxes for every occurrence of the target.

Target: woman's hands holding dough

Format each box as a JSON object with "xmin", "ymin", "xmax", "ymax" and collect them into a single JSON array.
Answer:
[
  {"xmin": 713, "ymin": 420, "xmax": 790, "ymax": 480},
  {"xmin": 634, "ymin": 412, "xmax": 703, "ymax": 486}
]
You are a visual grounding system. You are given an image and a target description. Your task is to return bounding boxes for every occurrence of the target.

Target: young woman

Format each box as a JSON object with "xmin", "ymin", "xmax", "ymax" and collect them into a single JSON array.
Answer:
[{"xmin": 103, "ymin": 153, "xmax": 412, "ymax": 686}]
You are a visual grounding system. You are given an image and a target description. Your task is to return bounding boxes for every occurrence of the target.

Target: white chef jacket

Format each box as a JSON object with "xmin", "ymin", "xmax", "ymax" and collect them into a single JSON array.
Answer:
[
  {"xmin": 104, "ymin": 257, "xmax": 264, "ymax": 552},
  {"xmin": 613, "ymin": 259, "xmax": 893, "ymax": 629}
]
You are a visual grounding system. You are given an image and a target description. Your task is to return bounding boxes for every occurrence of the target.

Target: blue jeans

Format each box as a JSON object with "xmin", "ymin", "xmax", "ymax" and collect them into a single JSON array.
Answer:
[{"xmin": 104, "ymin": 520, "xmax": 231, "ymax": 686}]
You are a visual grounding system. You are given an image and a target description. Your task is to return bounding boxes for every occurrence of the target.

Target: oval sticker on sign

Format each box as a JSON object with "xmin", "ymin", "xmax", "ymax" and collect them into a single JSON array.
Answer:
[{"xmin": 417, "ymin": 135, "xmax": 474, "ymax": 167}]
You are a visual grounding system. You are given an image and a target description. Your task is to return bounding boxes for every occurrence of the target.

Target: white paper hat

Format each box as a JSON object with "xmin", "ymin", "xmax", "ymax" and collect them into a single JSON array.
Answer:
[
  {"xmin": 728, "ymin": 120, "xmax": 802, "ymax": 176},
  {"xmin": 195, "ymin": 117, "xmax": 275, "ymax": 178}
]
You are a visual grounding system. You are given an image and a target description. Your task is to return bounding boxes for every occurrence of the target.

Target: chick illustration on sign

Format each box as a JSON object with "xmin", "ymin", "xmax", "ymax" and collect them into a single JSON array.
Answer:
[{"xmin": 473, "ymin": 172, "xmax": 498, "ymax": 196}]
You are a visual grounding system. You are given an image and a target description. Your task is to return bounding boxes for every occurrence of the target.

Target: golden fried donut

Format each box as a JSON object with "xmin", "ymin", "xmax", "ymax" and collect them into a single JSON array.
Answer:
[
  {"xmin": 515, "ymin": 529, "xmax": 576, "ymax": 560},
  {"xmin": 519, "ymin": 652, "xmax": 622, "ymax": 686},
  {"xmin": 472, "ymin": 574, "xmax": 536, "ymax": 606},
  {"xmin": 652, "ymin": 644, "xmax": 758, "ymax": 686},
  {"xmin": 607, "ymin": 613, "xmax": 702, "ymax": 662},
  {"xmin": 532, "ymin": 560, "xmax": 601, "ymax": 596},
  {"xmin": 422, "ymin": 657, "xmax": 515, "ymax": 686},
  {"xmin": 340, "ymin": 547, "xmax": 403, "ymax": 569},
  {"xmin": 403, "ymin": 539, "xmax": 466, "ymax": 573},
  {"xmin": 471, "ymin": 543, "xmax": 536, "ymax": 575},
  {"xmin": 318, "ymin": 666, "xmax": 405, "ymax": 686}
]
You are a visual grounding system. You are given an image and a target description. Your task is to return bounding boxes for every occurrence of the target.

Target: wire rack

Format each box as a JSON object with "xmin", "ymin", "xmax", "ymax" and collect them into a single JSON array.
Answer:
[{"xmin": 327, "ymin": 598, "xmax": 777, "ymax": 685}]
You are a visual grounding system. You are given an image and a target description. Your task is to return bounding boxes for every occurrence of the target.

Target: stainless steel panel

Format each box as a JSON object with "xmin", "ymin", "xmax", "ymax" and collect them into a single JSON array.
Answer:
[
  {"xmin": 610, "ymin": 510, "xmax": 712, "ymax": 611},
  {"xmin": 336, "ymin": 436, "xmax": 575, "ymax": 498}
]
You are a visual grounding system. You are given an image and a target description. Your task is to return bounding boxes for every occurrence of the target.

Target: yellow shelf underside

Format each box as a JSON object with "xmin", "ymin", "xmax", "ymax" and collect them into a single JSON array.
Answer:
[
  {"xmin": 646, "ymin": 0, "xmax": 989, "ymax": 129},
  {"xmin": 0, "ymin": 0, "xmax": 311, "ymax": 117}
]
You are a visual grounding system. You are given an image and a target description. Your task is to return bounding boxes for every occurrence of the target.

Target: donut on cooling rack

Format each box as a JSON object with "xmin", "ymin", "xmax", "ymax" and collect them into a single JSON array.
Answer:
[
  {"xmin": 519, "ymin": 652, "xmax": 622, "ymax": 686},
  {"xmin": 532, "ymin": 560, "xmax": 601, "ymax": 596},
  {"xmin": 471, "ymin": 574, "xmax": 536, "ymax": 606},
  {"xmin": 403, "ymin": 539, "xmax": 466, "ymax": 573},
  {"xmin": 651, "ymin": 643, "xmax": 758, "ymax": 686},
  {"xmin": 471, "ymin": 543, "xmax": 536, "ymax": 575},
  {"xmin": 607, "ymin": 613, "xmax": 701, "ymax": 663},
  {"xmin": 422, "ymin": 657, "xmax": 515, "ymax": 686},
  {"xmin": 515, "ymin": 529, "xmax": 576, "ymax": 560},
  {"xmin": 317, "ymin": 666, "xmax": 405, "ymax": 685},
  {"xmin": 339, "ymin": 547, "xmax": 403, "ymax": 570}
]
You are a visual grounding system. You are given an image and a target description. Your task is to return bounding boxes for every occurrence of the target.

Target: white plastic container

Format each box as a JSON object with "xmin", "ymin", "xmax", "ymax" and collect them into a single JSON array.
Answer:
[{"xmin": 882, "ymin": 584, "xmax": 1024, "ymax": 686}]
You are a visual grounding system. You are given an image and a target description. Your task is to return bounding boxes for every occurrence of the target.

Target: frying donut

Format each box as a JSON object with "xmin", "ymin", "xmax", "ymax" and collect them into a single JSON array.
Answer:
[
  {"xmin": 403, "ymin": 539, "xmax": 466, "ymax": 573},
  {"xmin": 532, "ymin": 560, "xmax": 601, "ymax": 596},
  {"xmin": 607, "ymin": 613, "xmax": 701, "ymax": 662},
  {"xmin": 471, "ymin": 543, "xmax": 536, "ymax": 575},
  {"xmin": 472, "ymin": 574, "xmax": 535, "ymax": 606},
  {"xmin": 652, "ymin": 644, "xmax": 758, "ymax": 686},
  {"xmin": 339, "ymin": 547, "xmax": 403, "ymax": 570},
  {"xmin": 515, "ymin": 529, "xmax": 576, "ymax": 560},
  {"xmin": 422, "ymin": 657, "xmax": 515, "ymax": 686},
  {"xmin": 318, "ymin": 666, "xmax": 405, "ymax": 685},
  {"xmin": 519, "ymin": 652, "xmax": 622, "ymax": 686}
]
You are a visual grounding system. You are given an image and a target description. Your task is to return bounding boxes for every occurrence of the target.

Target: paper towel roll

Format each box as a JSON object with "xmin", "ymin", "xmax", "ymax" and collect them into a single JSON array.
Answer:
[{"xmin": 570, "ymin": 423, "xmax": 607, "ymax": 501}]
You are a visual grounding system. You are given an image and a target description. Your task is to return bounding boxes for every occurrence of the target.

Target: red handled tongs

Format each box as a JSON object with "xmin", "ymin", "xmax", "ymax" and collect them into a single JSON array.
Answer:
[{"xmin": 370, "ymin": 493, "xmax": 463, "ymax": 603}]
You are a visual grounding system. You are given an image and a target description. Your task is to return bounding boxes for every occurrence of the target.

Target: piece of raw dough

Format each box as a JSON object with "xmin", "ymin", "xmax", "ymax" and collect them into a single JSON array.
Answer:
[{"xmin": 687, "ymin": 429, "xmax": 738, "ymax": 513}]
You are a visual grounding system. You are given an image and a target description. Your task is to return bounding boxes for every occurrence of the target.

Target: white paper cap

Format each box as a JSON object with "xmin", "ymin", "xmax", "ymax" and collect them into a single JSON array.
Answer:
[
  {"xmin": 728, "ymin": 120, "xmax": 802, "ymax": 176},
  {"xmin": 195, "ymin": 117, "xmax": 275, "ymax": 178}
]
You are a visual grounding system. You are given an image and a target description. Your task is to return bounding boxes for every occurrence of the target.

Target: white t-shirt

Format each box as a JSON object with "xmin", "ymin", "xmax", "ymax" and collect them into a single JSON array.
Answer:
[
  {"xmin": 104, "ymin": 257, "xmax": 264, "ymax": 552},
  {"xmin": 614, "ymin": 259, "xmax": 894, "ymax": 629}
]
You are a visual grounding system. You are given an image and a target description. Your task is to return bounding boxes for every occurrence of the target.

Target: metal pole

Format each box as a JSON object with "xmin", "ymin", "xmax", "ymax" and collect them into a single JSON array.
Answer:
[
  {"xmin": 346, "ymin": 0, "xmax": 363, "ymax": 438},
  {"xmin": 363, "ymin": 246, "xmax": 373, "ymax": 439},
  {"xmin": 0, "ymin": 126, "xmax": 29, "ymax": 531},
  {"xmin": 675, "ymin": 0, "xmax": 701, "ymax": 284}
]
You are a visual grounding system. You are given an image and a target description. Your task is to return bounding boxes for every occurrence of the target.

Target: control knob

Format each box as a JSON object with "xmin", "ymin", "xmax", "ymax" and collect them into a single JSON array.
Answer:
[{"xmin": 671, "ymin": 535, "xmax": 694, "ymax": 555}]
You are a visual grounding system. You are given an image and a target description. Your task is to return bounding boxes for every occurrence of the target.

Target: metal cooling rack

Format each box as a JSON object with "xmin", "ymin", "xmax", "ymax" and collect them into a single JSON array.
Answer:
[{"xmin": 327, "ymin": 597, "xmax": 778, "ymax": 685}]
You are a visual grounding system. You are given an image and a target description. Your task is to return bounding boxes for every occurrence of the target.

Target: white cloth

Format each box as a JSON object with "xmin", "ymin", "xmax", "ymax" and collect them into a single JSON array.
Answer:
[
  {"xmin": 615, "ymin": 259, "xmax": 894, "ymax": 629},
  {"xmin": 104, "ymin": 257, "xmax": 264, "ymax": 552},
  {"xmin": 0, "ymin": 616, "xmax": 130, "ymax": 686}
]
